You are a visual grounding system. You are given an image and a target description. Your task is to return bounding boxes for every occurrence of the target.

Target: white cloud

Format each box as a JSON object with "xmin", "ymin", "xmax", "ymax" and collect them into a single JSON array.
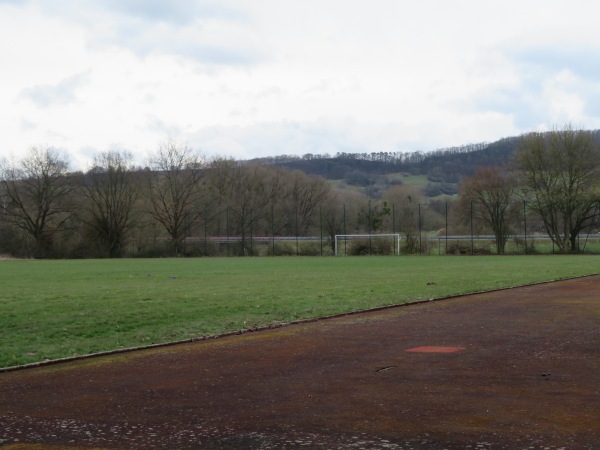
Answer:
[{"xmin": 2, "ymin": 0, "xmax": 600, "ymax": 168}]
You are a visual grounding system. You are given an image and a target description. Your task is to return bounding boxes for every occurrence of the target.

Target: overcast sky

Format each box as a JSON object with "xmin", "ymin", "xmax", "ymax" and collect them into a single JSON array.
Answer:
[{"xmin": 2, "ymin": 0, "xmax": 600, "ymax": 168}]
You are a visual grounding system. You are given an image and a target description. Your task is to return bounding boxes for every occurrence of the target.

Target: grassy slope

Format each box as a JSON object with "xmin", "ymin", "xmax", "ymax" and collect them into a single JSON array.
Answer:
[
  {"xmin": 1, "ymin": 255, "xmax": 598, "ymax": 368},
  {"xmin": 329, "ymin": 173, "xmax": 429, "ymax": 191}
]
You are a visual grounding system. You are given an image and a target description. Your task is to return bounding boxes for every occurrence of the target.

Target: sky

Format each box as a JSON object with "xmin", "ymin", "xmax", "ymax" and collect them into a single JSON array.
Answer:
[{"xmin": 2, "ymin": 0, "xmax": 600, "ymax": 169}]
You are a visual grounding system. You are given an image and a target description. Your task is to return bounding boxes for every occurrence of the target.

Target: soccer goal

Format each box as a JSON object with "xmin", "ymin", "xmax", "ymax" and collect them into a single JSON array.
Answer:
[{"xmin": 334, "ymin": 234, "xmax": 401, "ymax": 256}]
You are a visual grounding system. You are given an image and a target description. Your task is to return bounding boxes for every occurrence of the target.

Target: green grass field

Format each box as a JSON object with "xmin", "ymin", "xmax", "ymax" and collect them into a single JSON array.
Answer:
[{"xmin": 1, "ymin": 255, "xmax": 598, "ymax": 368}]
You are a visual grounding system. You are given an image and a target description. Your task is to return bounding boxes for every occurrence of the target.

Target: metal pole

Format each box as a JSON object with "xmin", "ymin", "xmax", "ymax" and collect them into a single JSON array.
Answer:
[
  {"xmin": 523, "ymin": 200, "xmax": 527, "ymax": 254},
  {"xmin": 392, "ymin": 203, "xmax": 396, "ymax": 255},
  {"xmin": 271, "ymin": 204, "xmax": 275, "ymax": 256},
  {"xmin": 204, "ymin": 208, "xmax": 208, "ymax": 256},
  {"xmin": 343, "ymin": 204, "xmax": 347, "ymax": 255},
  {"xmin": 470, "ymin": 201, "xmax": 474, "ymax": 255},
  {"xmin": 320, "ymin": 205, "xmax": 323, "ymax": 256},
  {"xmin": 418, "ymin": 203, "xmax": 422, "ymax": 255},
  {"xmin": 368, "ymin": 201, "xmax": 372, "ymax": 255},
  {"xmin": 582, "ymin": 202, "xmax": 598, "ymax": 253},
  {"xmin": 445, "ymin": 202, "xmax": 448, "ymax": 255},
  {"xmin": 226, "ymin": 207, "xmax": 230, "ymax": 257},
  {"xmin": 183, "ymin": 210, "xmax": 187, "ymax": 256}
]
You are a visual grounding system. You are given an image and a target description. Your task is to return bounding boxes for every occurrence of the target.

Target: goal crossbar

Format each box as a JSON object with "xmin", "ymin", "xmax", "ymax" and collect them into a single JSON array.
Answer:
[{"xmin": 334, "ymin": 234, "xmax": 401, "ymax": 256}]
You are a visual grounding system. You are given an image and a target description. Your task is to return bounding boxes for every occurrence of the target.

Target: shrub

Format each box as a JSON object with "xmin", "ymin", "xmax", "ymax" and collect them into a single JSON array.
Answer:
[{"xmin": 348, "ymin": 238, "xmax": 395, "ymax": 256}]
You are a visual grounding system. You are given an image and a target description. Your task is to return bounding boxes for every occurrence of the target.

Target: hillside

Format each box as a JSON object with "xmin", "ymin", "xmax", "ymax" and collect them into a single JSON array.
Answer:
[{"xmin": 251, "ymin": 136, "xmax": 521, "ymax": 198}]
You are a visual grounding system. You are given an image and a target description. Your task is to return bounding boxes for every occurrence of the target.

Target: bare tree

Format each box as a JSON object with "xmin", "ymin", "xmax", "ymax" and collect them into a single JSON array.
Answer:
[
  {"xmin": 226, "ymin": 164, "xmax": 277, "ymax": 255},
  {"xmin": 285, "ymin": 170, "xmax": 331, "ymax": 236},
  {"xmin": 146, "ymin": 141, "xmax": 206, "ymax": 255},
  {"xmin": 0, "ymin": 146, "xmax": 73, "ymax": 257},
  {"xmin": 80, "ymin": 151, "xmax": 139, "ymax": 257},
  {"xmin": 204, "ymin": 157, "xmax": 237, "ymax": 236},
  {"xmin": 459, "ymin": 167, "xmax": 518, "ymax": 254},
  {"xmin": 321, "ymin": 189, "xmax": 367, "ymax": 252},
  {"xmin": 514, "ymin": 125, "xmax": 600, "ymax": 252},
  {"xmin": 383, "ymin": 185, "xmax": 421, "ymax": 253}
]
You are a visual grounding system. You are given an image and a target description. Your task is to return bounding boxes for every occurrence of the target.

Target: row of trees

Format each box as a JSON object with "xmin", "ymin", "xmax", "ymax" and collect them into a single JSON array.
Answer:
[
  {"xmin": 1, "ymin": 126, "xmax": 599, "ymax": 258},
  {"xmin": 255, "ymin": 142, "xmax": 490, "ymax": 166},
  {"xmin": 459, "ymin": 125, "xmax": 600, "ymax": 254},
  {"xmin": 0, "ymin": 142, "xmax": 331, "ymax": 258}
]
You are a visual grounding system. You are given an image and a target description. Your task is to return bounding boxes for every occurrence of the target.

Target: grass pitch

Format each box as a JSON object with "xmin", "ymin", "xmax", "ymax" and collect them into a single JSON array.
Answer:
[{"xmin": 1, "ymin": 255, "xmax": 598, "ymax": 368}]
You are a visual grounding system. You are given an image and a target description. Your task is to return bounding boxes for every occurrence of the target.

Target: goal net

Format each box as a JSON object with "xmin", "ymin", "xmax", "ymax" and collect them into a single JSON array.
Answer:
[{"xmin": 334, "ymin": 234, "xmax": 401, "ymax": 256}]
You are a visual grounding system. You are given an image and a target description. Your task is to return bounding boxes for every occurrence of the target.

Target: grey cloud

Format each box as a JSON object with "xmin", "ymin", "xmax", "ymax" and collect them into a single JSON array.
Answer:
[
  {"xmin": 97, "ymin": 4, "xmax": 263, "ymax": 65},
  {"xmin": 19, "ymin": 72, "xmax": 90, "ymax": 107},
  {"xmin": 3, "ymin": 0, "xmax": 261, "ymax": 65},
  {"xmin": 19, "ymin": 118, "xmax": 37, "ymax": 131},
  {"xmin": 145, "ymin": 116, "xmax": 183, "ymax": 138}
]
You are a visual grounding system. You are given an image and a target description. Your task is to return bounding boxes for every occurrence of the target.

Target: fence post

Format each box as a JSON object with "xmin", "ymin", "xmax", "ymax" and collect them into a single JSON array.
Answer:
[
  {"xmin": 271, "ymin": 203, "xmax": 275, "ymax": 256},
  {"xmin": 226, "ymin": 207, "xmax": 230, "ymax": 257},
  {"xmin": 250, "ymin": 209, "xmax": 253, "ymax": 256},
  {"xmin": 523, "ymin": 200, "xmax": 527, "ymax": 254},
  {"xmin": 204, "ymin": 207, "xmax": 208, "ymax": 256},
  {"xmin": 445, "ymin": 202, "xmax": 448, "ymax": 255},
  {"xmin": 418, "ymin": 203, "xmax": 422, "ymax": 255},
  {"xmin": 320, "ymin": 205, "xmax": 323, "ymax": 256},
  {"xmin": 470, "ymin": 201, "xmax": 474, "ymax": 255},
  {"xmin": 343, "ymin": 204, "xmax": 347, "ymax": 255},
  {"xmin": 368, "ymin": 200, "xmax": 372, "ymax": 255},
  {"xmin": 392, "ymin": 203, "xmax": 396, "ymax": 255}
]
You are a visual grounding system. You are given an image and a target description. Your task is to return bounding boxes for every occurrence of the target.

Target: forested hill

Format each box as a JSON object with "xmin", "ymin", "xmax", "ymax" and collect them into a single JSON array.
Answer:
[{"xmin": 250, "ymin": 135, "xmax": 520, "ymax": 185}]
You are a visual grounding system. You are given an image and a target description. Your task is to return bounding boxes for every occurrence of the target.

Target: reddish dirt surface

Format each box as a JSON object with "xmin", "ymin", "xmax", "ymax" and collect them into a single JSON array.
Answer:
[{"xmin": 1, "ymin": 276, "xmax": 599, "ymax": 449}]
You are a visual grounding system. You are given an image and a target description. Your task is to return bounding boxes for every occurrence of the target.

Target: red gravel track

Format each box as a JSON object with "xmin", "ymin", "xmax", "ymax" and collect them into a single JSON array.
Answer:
[{"xmin": 1, "ymin": 276, "xmax": 599, "ymax": 449}]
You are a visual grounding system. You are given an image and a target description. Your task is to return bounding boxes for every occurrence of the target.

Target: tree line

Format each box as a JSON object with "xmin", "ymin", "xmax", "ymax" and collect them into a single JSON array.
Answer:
[
  {"xmin": 1, "ymin": 126, "xmax": 599, "ymax": 258},
  {"xmin": 250, "ymin": 137, "xmax": 521, "ymax": 203},
  {"xmin": 0, "ymin": 142, "xmax": 331, "ymax": 258},
  {"xmin": 253, "ymin": 139, "xmax": 517, "ymax": 186},
  {"xmin": 458, "ymin": 125, "xmax": 600, "ymax": 254}
]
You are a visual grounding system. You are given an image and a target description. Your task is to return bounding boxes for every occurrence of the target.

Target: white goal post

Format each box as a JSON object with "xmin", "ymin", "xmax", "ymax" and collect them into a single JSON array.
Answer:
[{"xmin": 334, "ymin": 234, "xmax": 401, "ymax": 256}]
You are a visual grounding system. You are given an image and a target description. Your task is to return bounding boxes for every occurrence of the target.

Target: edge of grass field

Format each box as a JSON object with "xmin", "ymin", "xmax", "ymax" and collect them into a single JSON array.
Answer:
[{"xmin": 2, "ymin": 271, "xmax": 596, "ymax": 374}]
